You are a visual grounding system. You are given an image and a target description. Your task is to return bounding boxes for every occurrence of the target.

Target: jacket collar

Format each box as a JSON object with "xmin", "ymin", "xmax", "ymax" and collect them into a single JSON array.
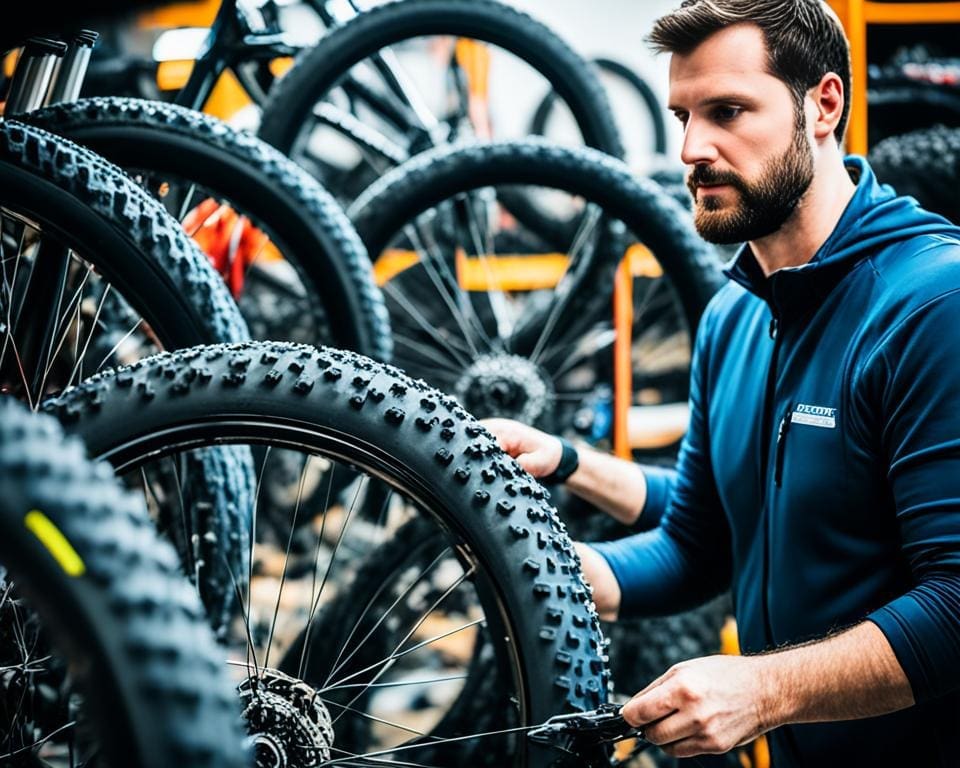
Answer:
[{"xmin": 721, "ymin": 157, "xmax": 870, "ymax": 318}]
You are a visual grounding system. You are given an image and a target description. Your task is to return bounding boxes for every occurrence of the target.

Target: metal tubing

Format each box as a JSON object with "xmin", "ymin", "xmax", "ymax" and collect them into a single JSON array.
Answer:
[
  {"xmin": 4, "ymin": 37, "xmax": 67, "ymax": 115},
  {"xmin": 46, "ymin": 30, "xmax": 99, "ymax": 105}
]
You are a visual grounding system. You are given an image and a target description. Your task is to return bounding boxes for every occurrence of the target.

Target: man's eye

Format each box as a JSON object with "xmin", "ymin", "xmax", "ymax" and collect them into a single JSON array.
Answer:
[
  {"xmin": 673, "ymin": 112, "xmax": 689, "ymax": 126},
  {"xmin": 713, "ymin": 106, "xmax": 742, "ymax": 122}
]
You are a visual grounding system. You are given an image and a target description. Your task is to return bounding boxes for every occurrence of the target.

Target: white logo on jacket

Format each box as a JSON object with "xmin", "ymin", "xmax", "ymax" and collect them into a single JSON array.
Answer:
[{"xmin": 791, "ymin": 403, "xmax": 837, "ymax": 429}]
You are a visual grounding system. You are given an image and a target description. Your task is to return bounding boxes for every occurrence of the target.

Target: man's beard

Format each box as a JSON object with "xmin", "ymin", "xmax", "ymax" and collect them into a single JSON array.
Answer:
[{"xmin": 687, "ymin": 117, "xmax": 814, "ymax": 245}]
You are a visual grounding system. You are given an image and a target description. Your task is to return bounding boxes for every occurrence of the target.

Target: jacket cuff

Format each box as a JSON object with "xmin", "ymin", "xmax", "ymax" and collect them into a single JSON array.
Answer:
[{"xmin": 868, "ymin": 595, "xmax": 947, "ymax": 703}]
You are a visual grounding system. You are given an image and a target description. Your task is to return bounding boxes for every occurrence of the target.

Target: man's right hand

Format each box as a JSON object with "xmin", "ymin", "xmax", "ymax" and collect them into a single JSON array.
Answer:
[{"xmin": 480, "ymin": 417, "xmax": 564, "ymax": 479}]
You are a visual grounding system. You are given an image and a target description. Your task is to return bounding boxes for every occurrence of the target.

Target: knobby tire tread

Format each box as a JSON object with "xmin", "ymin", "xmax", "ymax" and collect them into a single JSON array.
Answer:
[
  {"xmin": 42, "ymin": 340, "xmax": 612, "ymax": 738},
  {"xmin": 23, "ymin": 97, "xmax": 393, "ymax": 363},
  {"xmin": 0, "ymin": 399, "xmax": 249, "ymax": 768}
]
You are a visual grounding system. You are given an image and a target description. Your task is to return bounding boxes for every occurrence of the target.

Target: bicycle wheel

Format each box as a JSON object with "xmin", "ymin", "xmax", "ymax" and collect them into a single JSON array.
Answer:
[
  {"xmin": 257, "ymin": 0, "xmax": 624, "ymax": 203},
  {"xmin": 43, "ymin": 340, "xmax": 611, "ymax": 768},
  {"xmin": 0, "ymin": 119, "xmax": 252, "ymax": 631},
  {"xmin": 348, "ymin": 139, "xmax": 721, "ymax": 451},
  {"xmin": 0, "ymin": 398, "xmax": 250, "ymax": 768},
  {"xmin": 23, "ymin": 97, "xmax": 393, "ymax": 363},
  {"xmin": 529, "ymin": 57, "xmax": 669, "ymax": 161}
]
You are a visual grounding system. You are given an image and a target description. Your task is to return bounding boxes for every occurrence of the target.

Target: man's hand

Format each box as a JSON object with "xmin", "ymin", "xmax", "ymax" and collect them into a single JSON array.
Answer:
[
  {"xmin": 622, "ymin": 655, "xmax": 773, "ymax": 758},
  {"xmin": 480, "ymin": 417, "xmax": 563, "ymax": 478},
  {"xmin": 621, "ymin": 621, "xmax": 914, "ymax": 758}
]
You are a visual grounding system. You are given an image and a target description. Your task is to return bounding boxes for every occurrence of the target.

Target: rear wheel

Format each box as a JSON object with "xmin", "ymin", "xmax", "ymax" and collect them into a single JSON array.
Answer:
[{"xmin": 348, "ymin": 139, "xmax": 722, "ymax": 456}]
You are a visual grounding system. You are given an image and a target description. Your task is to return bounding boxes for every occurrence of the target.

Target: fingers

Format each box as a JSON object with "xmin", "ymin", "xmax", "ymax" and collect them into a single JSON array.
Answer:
[
  {"xmin": 622, "ymin": 678, "xmax": 677, "ymax": 729},
  {"xmin": 478, "ymin": 417, "xmax": 561, "ymax": 478}
]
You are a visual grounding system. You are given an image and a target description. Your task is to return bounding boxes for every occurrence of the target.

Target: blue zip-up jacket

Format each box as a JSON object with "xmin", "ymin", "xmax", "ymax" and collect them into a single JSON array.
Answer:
[{"xmin": 592, "ymin": 157, "xmax": 960, "ymax": 766}]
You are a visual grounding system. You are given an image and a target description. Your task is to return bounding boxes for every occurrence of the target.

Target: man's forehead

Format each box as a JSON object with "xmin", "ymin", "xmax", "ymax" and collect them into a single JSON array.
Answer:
[
  {"xmin": 667, "ymin": 24, "xmax": 777, "ymax": 108},
  {"xmin": 668, "ymin": 24, "xmax": 769, "ymax": 80}
]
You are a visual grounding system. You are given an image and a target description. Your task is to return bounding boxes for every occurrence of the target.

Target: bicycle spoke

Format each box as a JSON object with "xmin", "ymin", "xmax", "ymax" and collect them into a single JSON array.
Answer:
[
  {"xmin": 327, "ymin": 674, "xmax": 468, "ymax": 691},
  {"xmin": 455, "ymin": 193, "xmax": 515, "ymax": 344},
  {"xmin": 65, "ymin": 283, "xmax": 113, "ymax": 390},
  {"xmin": 297, "ymin": 466, "xmax": 363, "ymax": 680},
  {"xmin": 324, "ymin": 545, "xmax": 452, "ymax": 686},
  {"xmin": 393, "ymin": 334, "xmax": 464, "ymax": 375},
  {"xmin": 263, "ymin": 452, "xmax": 312, "ymax": 670},
  {"xmin": 168, "ymin": 455, "xmax": 196, "ymax": 584},
  {"xmin": 323, "ymin": 575, "xmax": 478, "ymax": 695},
  {"xmin": 529, "ymin": 204, "xmax": 603, "ymax": 364},
  {"xmin": 0, "ymin": 720, "xmax": 78, "ymax": 762},
  {"xmin": 321, "ymin": 721, "xmax": 545, "ymax": 765},
  {"xmin": 402, "ymin": 222, "xmax": 489, "ymax": 357},
  {"xmin": 382, "ymin": 282, "xmax": 473, "ymax": 369},
  {"xmin": 328, "ymin": 746, "xmax": 443, "ymax": 768},
  {"xmin": 323, "ymin": 699, "xmax": 435, "ymax": 740},
  {"xmin": 37, "ymin": 262, "xmax": 95, "ymax": 383},
  {"xmin": 543, "ymin": 326, "xmax": 616, "ymax": 380},
  {"xmin": 95, "ymin": 317, "xmax": 145, "ymax": 371},
  {"xmin": 248, "ymin": 446, "xmax": 273, "ymax": 670},
  {"xmin": 177, "ymin": 182, "xmax": 201, "ymax": 225}
]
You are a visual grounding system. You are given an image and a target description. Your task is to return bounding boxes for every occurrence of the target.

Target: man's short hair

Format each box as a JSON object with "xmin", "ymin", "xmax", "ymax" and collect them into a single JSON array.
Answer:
[{"xmin": 649, "ymin": 0, "xmax": 852, "ymax": 143}]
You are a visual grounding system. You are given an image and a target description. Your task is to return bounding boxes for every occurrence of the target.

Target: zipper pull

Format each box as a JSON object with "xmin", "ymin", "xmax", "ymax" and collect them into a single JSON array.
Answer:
[
  {"xmin": 774, "ymin": 403, "xmax": 792, "ymax": 487},
  {"xmin": 769, "ymin": 316, "xmax": 779, "ymax": 339}
]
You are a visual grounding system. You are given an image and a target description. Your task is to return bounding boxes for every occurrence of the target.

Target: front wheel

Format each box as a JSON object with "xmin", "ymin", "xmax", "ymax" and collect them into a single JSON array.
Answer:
[{"xmin": 45, "ymin": 341, "xmax": 611, "ymax": 767}]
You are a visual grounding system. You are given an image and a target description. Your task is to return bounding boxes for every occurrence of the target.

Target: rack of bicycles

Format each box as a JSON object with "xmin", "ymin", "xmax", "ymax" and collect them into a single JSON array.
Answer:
[{"xmin": 0, "ymin": 1, "xmax": 956, "ymax": 766}]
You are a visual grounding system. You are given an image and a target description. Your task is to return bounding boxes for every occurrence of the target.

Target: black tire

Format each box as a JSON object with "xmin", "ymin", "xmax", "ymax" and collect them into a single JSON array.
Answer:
[
  {"xmin": 258, "ymin": 0, "xmax": 624, "ymax": 165},
  {"xmin": 0, "ymin": 120, "xmax": 252, "ymax": 631},
  {"xmin": 529, "ymin": 57, "xmax": 668, "ymax": 158},
  {"xmin": 348, "ymin": 139, "xmax": 721, "ymax": 447},
  {"xmin": 43, "ymin": 340, "xmax": 611, "ymax": 767},
  {"xmin": 868, "ymin": 123, "xmax": 960, "ymax": 224},
  {"xmin": 0, "ymin": 120, "xmax": 248, "ymax": 357},
  {"xmin": 23, "ymin": 97, "xmax": 393, "ymax": 363},
  {"xmin": 351, "ymin": 140, "xmax": 720, "ymax": 344},
  {"xmin": 0, "ymin": 398, "xmax": 250, "ymax": 768}
]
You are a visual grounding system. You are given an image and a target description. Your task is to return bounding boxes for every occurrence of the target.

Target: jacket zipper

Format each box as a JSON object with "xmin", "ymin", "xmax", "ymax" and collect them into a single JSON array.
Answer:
[
  {"xmin": 774, "ymin": 401, "xmax": 793, "ymax": 487},
  {"xmin": 759, "ymin": 310, "xmax": 783, "ymax": 649}
]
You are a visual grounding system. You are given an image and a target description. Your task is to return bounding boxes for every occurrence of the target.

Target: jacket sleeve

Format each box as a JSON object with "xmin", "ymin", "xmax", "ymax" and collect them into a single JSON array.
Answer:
[
  {"xmin": 862, "ymin": 288, "xmax": 960, "ymax": 703},
  {"xmin": 589, "ymin": 301, "xmax": 732, "ymax": 617},
  {"xmin": 632, "ymin": 465, "xmax": 677, "ymax": 532}
]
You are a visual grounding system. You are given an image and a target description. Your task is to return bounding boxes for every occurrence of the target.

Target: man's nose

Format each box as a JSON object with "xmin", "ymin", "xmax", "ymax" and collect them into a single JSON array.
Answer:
[{"xmin": 679, "ymin": 118, "xmax": 720, "ymax": 166}]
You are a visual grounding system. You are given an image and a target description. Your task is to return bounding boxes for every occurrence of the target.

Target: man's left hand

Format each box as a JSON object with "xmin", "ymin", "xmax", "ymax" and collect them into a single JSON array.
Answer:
[{"xmin": 621, "ymin": 654, "xmax": 775, "ymax": 757}]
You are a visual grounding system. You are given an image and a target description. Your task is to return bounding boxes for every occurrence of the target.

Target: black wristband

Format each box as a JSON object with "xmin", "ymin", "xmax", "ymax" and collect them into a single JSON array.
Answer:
[{"xmin": 542, "ymin": 437, "xmax": 579, "ymax": 485}]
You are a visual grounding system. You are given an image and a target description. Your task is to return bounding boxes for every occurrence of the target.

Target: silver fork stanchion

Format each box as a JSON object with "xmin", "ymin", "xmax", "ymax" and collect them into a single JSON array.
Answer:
[
  {"xmin": 4, "ymin": 37, "xmax": 67, "ymax": 115},
  {"xmin": 46, "ymin": 30, "xmax": 99, "ymax": 105}
]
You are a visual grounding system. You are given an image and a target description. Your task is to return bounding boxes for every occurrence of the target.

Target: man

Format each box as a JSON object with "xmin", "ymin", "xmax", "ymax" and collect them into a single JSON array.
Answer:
[{"xmin": 484, "ymin": 1, "xmax": 960, "ymax": 764}]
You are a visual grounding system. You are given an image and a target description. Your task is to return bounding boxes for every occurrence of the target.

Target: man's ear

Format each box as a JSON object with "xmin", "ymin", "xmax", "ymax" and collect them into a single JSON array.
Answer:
[{"xmin": 809, "ymin": 72, "xmax": 845, "ymax": 142}]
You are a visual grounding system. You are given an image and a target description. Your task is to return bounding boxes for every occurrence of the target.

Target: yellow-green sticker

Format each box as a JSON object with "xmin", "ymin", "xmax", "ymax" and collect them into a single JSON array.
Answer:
[{"xmin": 24, "ymin": 510, "xmax": 86, "ymax": 577}]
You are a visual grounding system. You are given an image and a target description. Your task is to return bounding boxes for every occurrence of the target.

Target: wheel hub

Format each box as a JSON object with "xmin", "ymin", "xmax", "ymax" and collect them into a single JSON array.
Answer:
[
  {"xmin": 239, "ymin": 669, "xmax": 334, "ymax": 768},
  {"xmin": 454, "ymin": 354, "xmax": 553, "ymax": 425}
]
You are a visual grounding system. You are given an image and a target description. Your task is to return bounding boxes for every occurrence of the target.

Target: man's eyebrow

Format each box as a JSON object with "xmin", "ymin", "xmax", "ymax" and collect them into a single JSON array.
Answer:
[{"xmin": 668, "ymin": 95, "xmax": 757, "ymax": 111}]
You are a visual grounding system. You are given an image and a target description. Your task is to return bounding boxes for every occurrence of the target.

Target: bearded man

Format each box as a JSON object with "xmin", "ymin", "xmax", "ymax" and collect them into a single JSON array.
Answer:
[{"xmin": 483, "ymin": 1, "xmax": 960, "ymax": 765}]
